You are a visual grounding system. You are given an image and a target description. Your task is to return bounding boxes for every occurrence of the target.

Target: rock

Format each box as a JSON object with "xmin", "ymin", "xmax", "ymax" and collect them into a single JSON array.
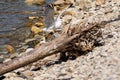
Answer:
[
  {"xmin": 63, "ymin": 10, "xmax": 77, "ymax": 17},
  {"xmin": 25, "ymin": 0, "xmax": 57, "ymax": 5},
  {"xmin": 22, "ymin": 70, "xmax": 34, "ymax": 77},
  {"xmin": 35, "ymin": 22, "xmax": 44, "ymax": 27},
  {"xmin": 4, "ymin": 77, "xmax": 24, "ymax": 80},
  {"xmin": 75, "ymin": 0, "xmax": 92, "ymax": 10},
  {"xmin": 25, "ymin": 38, "xmax": 39, "ymax": 48},
  {"xmin": 95, "ymin": 0, "xmax": 105, "ymax": 6},
  {"xmin": 4, "ymin": 73, "xmax": 18, "ymax": 78},
  {"xmin": 33, "ymin": 76, "xmax": 45, "ymax": 80},
  {"xmin": 31, "ymin": 26, "xmax": 42, "ymax": 34},
  {"xmin": 10, "ymin": 53, "xmax": 19, "ymax": 59},
  {"xmin": 25, "ymin": 0, "xmax": 45, "ymax": 5},
  {"xmin": 14, "ymin": 68, "xmax": 25, "ymax": 73},
  {"xmin": 25, "ymin": 48, "xmax": 34, "ymax": 53},
  {"xmin": 54, "ymin": 0, "xmax": 66, "ymax": 5},
  {"xmin": 5, "ymin": 45, "xmax": 15, "ymax": 54},
  {"xmin": 29, "ymin": 16, "xmax": 38, "ymax": 20},
  {"xmin": 3, "ymin": 58, "xmax": 11, "ymax": 63}
]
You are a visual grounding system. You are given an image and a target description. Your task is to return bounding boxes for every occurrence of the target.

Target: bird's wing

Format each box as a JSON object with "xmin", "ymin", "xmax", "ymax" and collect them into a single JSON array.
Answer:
[{"xmin": 44, "ymin": 4, "xmax": 55, "ymax": 29}]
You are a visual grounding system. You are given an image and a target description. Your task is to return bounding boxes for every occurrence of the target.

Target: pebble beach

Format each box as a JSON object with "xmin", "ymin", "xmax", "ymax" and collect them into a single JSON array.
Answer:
[{"xmin": 1, "ymin": 0, "xmax": 120, "ymax": 80}]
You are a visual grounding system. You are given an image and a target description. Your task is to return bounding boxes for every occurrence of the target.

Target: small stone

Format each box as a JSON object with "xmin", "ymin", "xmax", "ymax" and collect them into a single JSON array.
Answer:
[
  {"xmin": 95, "ymin": 0, "xmax": 105, "ymax": 6},
  {"xmin": 22, "ymin": 70, "xmax": 34, "ymax": 77},
  {"xmin": 31, "ymin": 26, "xmax": 42, "ymax": 34},
  {"xmin": 3, "ymin": 58, "xmax": 11, "ymax": 63},
  {"xmin": 10, "ymin": 53, "xmax": 19, "ymax": 59},
  {"xmin": 28, "ymin": 16, "xmax": 37, "ymax": 20},
  {"xmin": 35, "ymin": 22, "xmax": 44, "ymax": 27},
  {"xmin": 33, "ymin": 76, "xmax": 44, "ymax": 80},
  {"xmin": 25, "ymin": 39, "xmax": 39, "ymax": 48},
  {"xmin": 25, "ymin": 48, "xmax": 34, "ymax": 53},
  {"xmin": 25, "ymin": 0, "xmax": 45, "ymax": 5},
  {"xmin": 5, "ymin": 45, "xmax": 15, "ymax": 54},
  {"xmin": 4, "ymin": 77, "xmax": 24, "ymax": 80},
  {"xmin": 4, "ymin": 73, "xmax": 18, "ymax": 78},
  {"xmin": 14, "ymin": 68, "xmax": 25, "ymax": 73}
]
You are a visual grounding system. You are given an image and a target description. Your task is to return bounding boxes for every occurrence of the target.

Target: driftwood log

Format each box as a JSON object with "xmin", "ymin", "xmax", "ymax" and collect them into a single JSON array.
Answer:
[{"xmin": 0, "ymin": 17, "xmax": 110, "ymax": 75}]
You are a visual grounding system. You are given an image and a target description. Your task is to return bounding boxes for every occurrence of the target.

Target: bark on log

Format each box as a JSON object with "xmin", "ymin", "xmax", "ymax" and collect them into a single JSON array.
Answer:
[{"xmin": 0, "ymin": 22, "xmax": 98, "ymax": 75}]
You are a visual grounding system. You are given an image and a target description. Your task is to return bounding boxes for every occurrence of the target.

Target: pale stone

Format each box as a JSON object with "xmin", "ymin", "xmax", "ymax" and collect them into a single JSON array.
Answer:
[{"xmin": 31, "ymin": 26, "xmax": 42, "ymax": 34}]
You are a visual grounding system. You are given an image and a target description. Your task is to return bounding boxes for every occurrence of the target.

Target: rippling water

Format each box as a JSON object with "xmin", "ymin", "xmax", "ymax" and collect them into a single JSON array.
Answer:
[{"xmin": 0, "ymin": 0, "xmax": 41, "ymax": 53}]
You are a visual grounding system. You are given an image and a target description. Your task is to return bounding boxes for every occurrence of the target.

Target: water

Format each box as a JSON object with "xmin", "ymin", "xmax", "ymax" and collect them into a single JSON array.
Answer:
[{"xmin": 0, "ymin": 0, "xmax": 42, "ymax": 53}]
